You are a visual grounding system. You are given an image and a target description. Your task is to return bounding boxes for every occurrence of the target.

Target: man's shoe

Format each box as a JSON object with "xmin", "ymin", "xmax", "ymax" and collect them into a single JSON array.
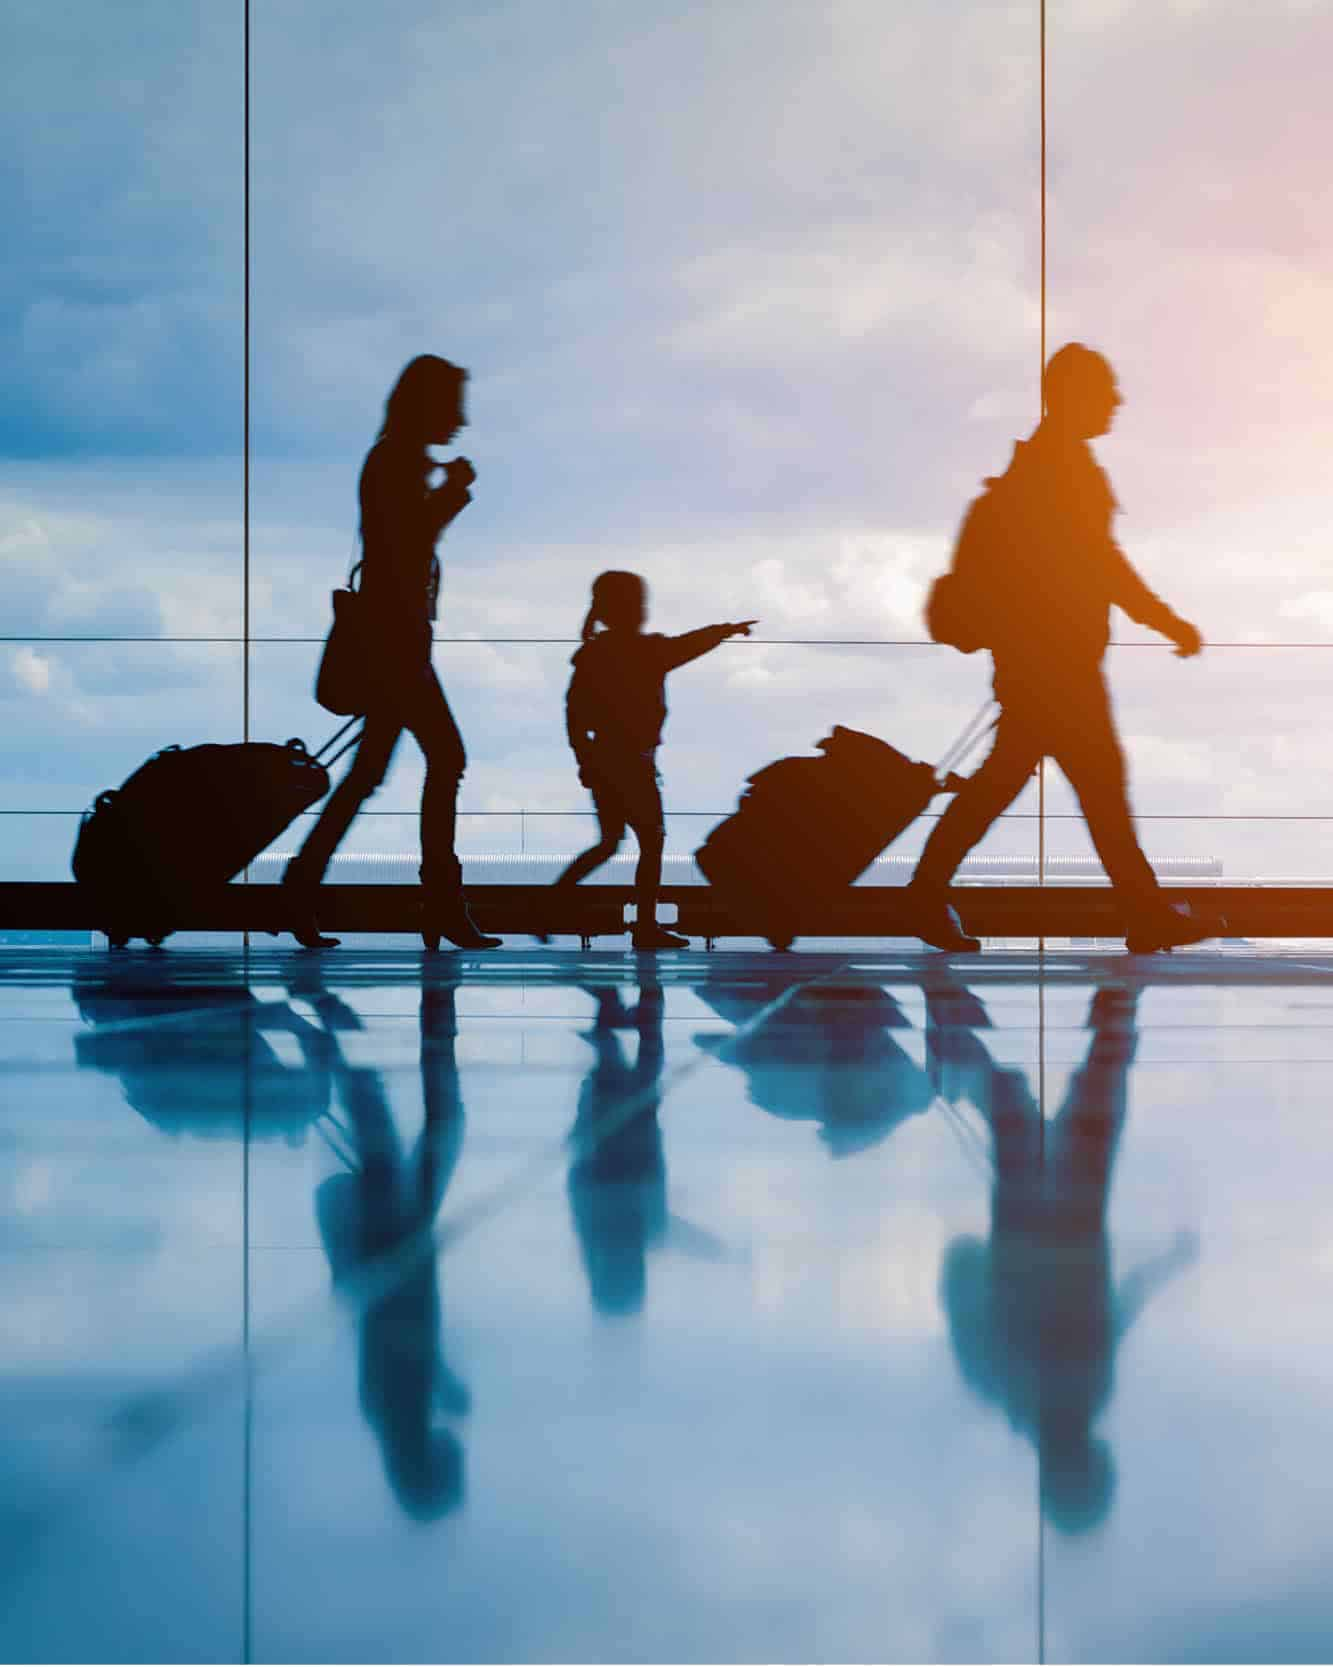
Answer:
[
  {"xmin": 908, "ymin": 890, "xmax": 981, "ymax": 953},
  {"xmin": 1125, "ymin": 902, "xmax": 1227, "ymax": 955},
  {"xmin": 631, "ymin": 924, "xmax": 690, "ymax": 951}
]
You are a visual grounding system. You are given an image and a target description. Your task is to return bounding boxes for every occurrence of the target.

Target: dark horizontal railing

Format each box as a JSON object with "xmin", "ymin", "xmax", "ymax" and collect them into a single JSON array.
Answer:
[{"xmin": 5, "ymin": 883, "xmax": 1333, "ymax": 944}]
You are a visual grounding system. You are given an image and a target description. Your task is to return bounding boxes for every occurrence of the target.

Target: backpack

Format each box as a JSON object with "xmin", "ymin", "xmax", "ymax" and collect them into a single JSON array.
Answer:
[{"xmin": 925, "ymin": 469, "xmax": 1017, "ymax": 655}]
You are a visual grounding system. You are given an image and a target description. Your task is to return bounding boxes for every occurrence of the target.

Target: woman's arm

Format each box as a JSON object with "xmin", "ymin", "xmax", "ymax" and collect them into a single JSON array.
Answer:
[{"xmin": 425, "ymin": 457, "xmax": 475, "ymax": 539}]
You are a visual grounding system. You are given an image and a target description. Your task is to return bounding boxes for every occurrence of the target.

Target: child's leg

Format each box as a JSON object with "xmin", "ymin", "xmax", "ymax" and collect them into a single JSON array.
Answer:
[
  {"xmin": 620, "ymin": 759, "xmax": 665, "ymax": 923},
  {"xmin": 626, "ymin": 761, "xmax": 685, "ymax": 948},
  {"xmin": 632, "ymin": 826, "xmax": 665, "ymax": 923},
  {"xmin": 552, "ymin": 785, "xmax": 625, "ymax": 888}
]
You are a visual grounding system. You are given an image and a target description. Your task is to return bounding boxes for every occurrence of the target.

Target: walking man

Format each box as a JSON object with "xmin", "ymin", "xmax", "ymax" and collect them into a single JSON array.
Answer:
[{"xmin": 913, "ymin": 343, "xmax": 1222, "ymax": 953}]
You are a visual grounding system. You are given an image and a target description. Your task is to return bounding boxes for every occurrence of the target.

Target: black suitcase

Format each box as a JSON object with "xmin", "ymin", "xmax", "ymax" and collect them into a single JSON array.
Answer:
[
  {"xmin": 695, "ymin": 719, "xmax": 986, "ymax": 949},
  {"xmin": 72, "ymin": 719, "xmax": 361, "ymax": 947}
]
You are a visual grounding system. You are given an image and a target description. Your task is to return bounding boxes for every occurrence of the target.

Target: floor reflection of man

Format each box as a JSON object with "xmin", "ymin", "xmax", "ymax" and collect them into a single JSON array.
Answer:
[
  {"xmin": 315, "ymin": 978, "xmax": 470, "ymax": 1521},
  {"xmin": 936, "ymin": 984, "xmax": 1197, "ymax": 1535}
]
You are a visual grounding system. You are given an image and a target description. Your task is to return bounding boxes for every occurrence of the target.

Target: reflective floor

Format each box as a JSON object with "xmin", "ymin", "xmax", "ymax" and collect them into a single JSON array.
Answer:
[{"xmin": 3, "ymin": 943, "xmax": 1333, "ymax": 1664}]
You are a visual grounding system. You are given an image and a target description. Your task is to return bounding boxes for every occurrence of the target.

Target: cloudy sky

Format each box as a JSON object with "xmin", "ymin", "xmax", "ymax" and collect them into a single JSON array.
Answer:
[{"xmin": 5, "ymin": 0, "xmax": 1333, "ymax": 879}]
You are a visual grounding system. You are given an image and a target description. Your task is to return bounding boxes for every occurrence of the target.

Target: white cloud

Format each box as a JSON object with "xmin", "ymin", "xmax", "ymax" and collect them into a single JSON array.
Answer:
[
  {"xmin": 7, "ymin": 0, "xmax": 1333, "ymax": 886},
  {"xmin": 11, "ymin": 649, "xmax": 51, "ymax": 696}
]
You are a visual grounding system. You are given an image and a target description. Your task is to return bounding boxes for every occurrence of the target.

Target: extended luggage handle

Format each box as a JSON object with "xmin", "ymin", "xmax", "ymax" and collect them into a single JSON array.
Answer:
[
  {"xmin": 312, "ymin": 716, "xmax": 364, "ymax": 771},
  {"xmin": 935, "ymin": 700, "xmax": 998, "ymax": 785},
  {"xmin": 285, "ymin": 717, "xmax": 364, "ymax": 772}
]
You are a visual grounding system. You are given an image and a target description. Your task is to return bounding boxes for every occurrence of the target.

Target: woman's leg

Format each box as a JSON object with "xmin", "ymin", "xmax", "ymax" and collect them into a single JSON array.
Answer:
[
  {"xmin": 408, "ymin": 670, "xmax": 499, "ymax": 948},
  {"xmin": 287, "ymin": 719, "xmax": 400, "ymax": 888},
  {"xmin": 406, "ymin": 669, "xmax": 467, "ymax": 897}
]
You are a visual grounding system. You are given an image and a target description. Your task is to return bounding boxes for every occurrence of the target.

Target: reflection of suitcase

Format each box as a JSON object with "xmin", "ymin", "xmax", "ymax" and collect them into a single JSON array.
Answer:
[
  {"xmin": 72, "ymin": 977, "xmax": 333, "ymax": 1139},
  {"xmin": 695, "ymin": 723, "xmax": 974, "ymax": 950},
  {"xmin": 72, "ymin": 719, "xmax": 361, "ymax": 947}
]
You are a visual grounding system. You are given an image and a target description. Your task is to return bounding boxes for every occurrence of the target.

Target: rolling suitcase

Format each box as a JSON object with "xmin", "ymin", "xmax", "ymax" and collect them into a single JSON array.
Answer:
[
  {"xmin": 694, "ymin": 713, "xmax": 991, "ymax": 949},
  {"xmin": 72, "ymin": 718, "xmax": 362, "ymax": 947}
]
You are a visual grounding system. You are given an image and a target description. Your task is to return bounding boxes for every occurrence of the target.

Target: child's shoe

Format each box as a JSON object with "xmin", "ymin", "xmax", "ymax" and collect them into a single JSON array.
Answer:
[{"xmin": 632, "ymin": 924, "xmax": 689, "ymax": 951}]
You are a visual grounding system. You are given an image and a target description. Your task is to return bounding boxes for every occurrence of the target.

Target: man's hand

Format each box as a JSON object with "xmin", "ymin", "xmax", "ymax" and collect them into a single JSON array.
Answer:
[
  {"xmin": 1169, "ymin": 617, "xmax": 1203, "ymax": 658},
  {"xmin": 728, "ymin": 619, "xmax": 759, "ymax": 638}
]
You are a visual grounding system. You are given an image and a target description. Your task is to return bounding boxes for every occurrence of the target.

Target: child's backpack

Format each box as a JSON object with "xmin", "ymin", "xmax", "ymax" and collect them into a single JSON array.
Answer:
[{"xmin": 925, "ymin": 466, "xmax": 1022, "ymax": 655}]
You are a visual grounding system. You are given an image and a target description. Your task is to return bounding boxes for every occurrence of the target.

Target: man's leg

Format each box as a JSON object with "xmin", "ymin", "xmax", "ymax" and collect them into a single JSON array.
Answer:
[
  {"xmin": 1051, "ymin": 680, "xmax": 1224, "ymax": 952},
  {"xmin": 1048, "ymin": 684, "xmax": 1159, "ymax": 904},
  {"xmin": 909, "ymin": 712, "xmax": 1040, "ymax": 949}
]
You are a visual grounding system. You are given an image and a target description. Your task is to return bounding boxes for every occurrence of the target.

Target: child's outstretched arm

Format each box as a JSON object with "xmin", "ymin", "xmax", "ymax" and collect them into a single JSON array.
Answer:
[
  {"xmin": 1113, "ymin": 1229, "xmax": 1199, "ymax": 1343},
  {"xmin": 662, "ymin": 619, "xmax": 758, "ymax": 671}
]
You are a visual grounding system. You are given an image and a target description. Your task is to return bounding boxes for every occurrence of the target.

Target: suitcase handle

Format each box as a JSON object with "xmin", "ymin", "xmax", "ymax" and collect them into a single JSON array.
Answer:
[
  {"xmin": 312, "ymin": 715, "xmax": 364, "ymax": 770},
  {"xmin": 936, "ymin": 701, "xmax": 997, "ymax": 777}
]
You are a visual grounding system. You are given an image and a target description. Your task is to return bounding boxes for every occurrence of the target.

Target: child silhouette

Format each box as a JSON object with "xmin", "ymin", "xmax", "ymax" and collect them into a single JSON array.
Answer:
[{"xmin": 553, "ymin": 570, "xmax": 756, "ymax": 950}]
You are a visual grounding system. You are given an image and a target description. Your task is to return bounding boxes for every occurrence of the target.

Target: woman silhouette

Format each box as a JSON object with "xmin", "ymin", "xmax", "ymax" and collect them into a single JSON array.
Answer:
[{"xmin": 283, "ymin": 355, "xmax": 500, "ymax": 951}]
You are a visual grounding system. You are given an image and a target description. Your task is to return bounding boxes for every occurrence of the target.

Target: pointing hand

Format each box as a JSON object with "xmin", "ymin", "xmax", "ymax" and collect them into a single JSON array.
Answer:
[{"xmin": 730, "ymin": 619, "xmax": 759, "ymax": 638}]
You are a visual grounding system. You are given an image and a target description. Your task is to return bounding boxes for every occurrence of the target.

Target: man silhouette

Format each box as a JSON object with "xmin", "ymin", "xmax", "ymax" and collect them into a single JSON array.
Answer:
[{"xmin": 911, "ymin": 344, "xmax": 1222, "ymax": 954}]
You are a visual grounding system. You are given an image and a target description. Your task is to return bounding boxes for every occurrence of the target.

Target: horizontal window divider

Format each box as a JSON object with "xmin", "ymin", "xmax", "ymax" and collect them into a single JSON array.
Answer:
[
  {"xmin": 3, "ymin": 809, "xmax": 1333, "ymax": 821},
  {"xmin": 3, "ymin": 636, "xmax": 1333, "ymax": 650}
]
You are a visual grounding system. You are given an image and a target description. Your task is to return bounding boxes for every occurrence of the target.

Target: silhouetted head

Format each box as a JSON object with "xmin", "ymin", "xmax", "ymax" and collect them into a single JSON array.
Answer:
[
  {"xmin": 380, "ymin": 354, "xmax": 468, "ymax": 447},
  {"xmin": 1042, "ymin": 343, "xmax": 1121, "ymax": 438},
  {"xmin": 1040, "ymin": 1418, "xmax": 1116, "ymax": 1535},
  {"xmin": 582, "ymin": 570, "xmax": 647, "ymax": 640}
]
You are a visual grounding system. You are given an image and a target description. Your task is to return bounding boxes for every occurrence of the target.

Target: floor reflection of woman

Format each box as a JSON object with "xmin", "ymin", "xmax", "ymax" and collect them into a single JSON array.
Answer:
[
  {"xmin": 283, "ymin": 354, "xmax": 500, "ymax": 952},
  {"xmin": 315, "ymin": 981, "xmax": 470, "ymax": 1521}
]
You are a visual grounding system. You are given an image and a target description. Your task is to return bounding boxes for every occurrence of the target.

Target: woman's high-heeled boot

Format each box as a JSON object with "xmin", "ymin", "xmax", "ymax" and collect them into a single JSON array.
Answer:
[
  {"xmin": 421, "ymin": 891, "xmax": 501, "ymax": 952},
  {"xmin": 281, "ymin": 866, "xmax": 340, "ymax": 950}
]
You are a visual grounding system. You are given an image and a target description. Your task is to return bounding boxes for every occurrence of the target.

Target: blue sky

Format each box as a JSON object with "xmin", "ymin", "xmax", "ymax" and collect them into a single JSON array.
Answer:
[{"xmin": 4, "ymin": 0, "xmax": 1333, "ymax": 880}]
